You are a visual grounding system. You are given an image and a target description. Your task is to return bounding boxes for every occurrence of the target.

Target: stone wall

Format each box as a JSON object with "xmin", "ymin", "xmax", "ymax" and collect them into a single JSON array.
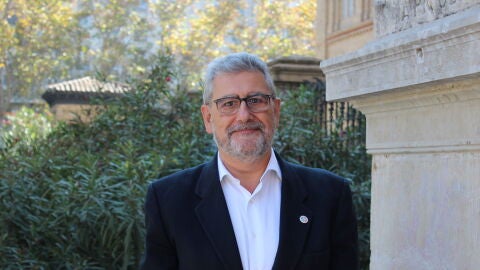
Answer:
[
  {"xmin": 374, "ymin": 0, "xmax": 480, "ymax": 36},
  {"xmin": 51, "ymin": 104, "xmax": 100, "ymax": 122},
  {"xmin": 321, "ymin": 4, "xmax": 480, "ymax": 269}
]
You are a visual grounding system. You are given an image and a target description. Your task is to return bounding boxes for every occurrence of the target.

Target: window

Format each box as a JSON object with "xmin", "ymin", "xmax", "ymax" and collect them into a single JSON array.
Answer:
[{"xmin": 342, "ymin": 0, "xmax": 355, "ymax": 18}]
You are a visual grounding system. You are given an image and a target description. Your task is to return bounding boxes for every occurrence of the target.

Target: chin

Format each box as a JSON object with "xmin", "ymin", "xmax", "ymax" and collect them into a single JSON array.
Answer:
[{"xmin": 231, "ymin": 142, "xmax": 269, "ymax": 159}]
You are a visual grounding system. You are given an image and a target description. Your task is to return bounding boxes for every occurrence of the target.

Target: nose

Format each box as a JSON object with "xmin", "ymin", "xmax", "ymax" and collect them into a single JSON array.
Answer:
[{"xmin": 236, "ymin": 100, "xmax": 252, "ymax": 121}]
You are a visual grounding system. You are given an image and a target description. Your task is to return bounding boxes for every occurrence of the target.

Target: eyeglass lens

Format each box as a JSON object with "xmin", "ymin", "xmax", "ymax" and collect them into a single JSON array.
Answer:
[{"xmin": 215, "ymin": 94, "xmax": 272, "ymax": 114}]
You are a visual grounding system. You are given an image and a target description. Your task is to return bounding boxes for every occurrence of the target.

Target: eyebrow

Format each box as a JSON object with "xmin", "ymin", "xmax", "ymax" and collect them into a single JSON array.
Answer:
[{"xmin": 215, "ymin": 92, "xmax": 269, "ymax": 100}]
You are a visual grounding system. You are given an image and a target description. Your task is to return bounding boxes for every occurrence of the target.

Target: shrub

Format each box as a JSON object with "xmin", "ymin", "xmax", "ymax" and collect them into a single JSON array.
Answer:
[
  {"xmin": 276, "ymin": 83, "xmax": 371, "ymax": 269},
  {"xmin": 0, "ymin": 55, "xmax": 214, "ymax": 269},
  {"xmin": 0, "ymin": 106, "xmax": 55, "ymax": 150},
  {"xmin": 0, "ymin": 55, "xmax": 370, "ymax": 269}
]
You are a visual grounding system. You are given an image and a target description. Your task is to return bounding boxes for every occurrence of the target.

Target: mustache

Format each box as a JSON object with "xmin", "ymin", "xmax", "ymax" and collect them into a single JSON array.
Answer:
[{"xmin": 227, "ymin": 122, "xmax": 264, "ymax": 135}]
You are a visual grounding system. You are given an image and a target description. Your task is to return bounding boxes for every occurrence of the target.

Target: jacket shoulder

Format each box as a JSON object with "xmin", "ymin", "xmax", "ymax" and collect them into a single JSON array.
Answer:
[
  {"xmin": 149, "ymin": 163, "xmax": 207, "ymax": 197},
  {"xmin": 285, "ymin": 161, "xmax": 349, "ymax": 185},
  {"xmin": 282, "ymin": 161, "xmax": 352, "ymax": 201}
]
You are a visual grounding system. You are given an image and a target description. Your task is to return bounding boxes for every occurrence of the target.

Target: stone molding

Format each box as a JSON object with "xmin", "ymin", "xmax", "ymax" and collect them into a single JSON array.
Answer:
[
  {"xmin": 321, "ymin": 7, "xmax": 480, "ymax": 156},
  {"xmin": 374, "ymin": 0, "xmax": 480, "ymax": 36},
  {"xmin": 358, "ymin": 77, "xmax": 480, "ymax": 154},
  {"xmin": 320, "ymin": 6, "xmax": 480, "ymax": 101},
  {"xmin": 352, "ymin": 76, "xmax": 480, "ymax": 114},
  {"xmin": 268, "ymin": 56, "xmax": 324, "ymax": 84}
]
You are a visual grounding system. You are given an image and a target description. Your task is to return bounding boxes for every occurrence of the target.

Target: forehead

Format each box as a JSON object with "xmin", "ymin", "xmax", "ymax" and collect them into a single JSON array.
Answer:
[{"xmin": 212, "ymin": 71, "xmax": 270, "ymax": 98}]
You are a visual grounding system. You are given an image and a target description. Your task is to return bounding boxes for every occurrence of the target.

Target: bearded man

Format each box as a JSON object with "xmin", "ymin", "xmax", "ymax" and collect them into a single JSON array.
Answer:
[{"xmin": 140, "ymin": 52, "xmax": 358, "ymax": 270}]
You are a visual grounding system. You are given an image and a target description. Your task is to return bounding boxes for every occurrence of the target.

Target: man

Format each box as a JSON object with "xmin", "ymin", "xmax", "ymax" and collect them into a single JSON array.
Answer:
[{"xmin": 141, "ymin": 52, "xmax": 358, "ymax": 270}]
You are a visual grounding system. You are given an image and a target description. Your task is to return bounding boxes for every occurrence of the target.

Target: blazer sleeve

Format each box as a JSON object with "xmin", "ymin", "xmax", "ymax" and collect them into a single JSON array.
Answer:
[
  {"xmin": 140, "ymin": 183, "xmax": 178, "ymax": 270},
  {"xmin": 330, "ymin": 181, "xmax": 359, "ymax": 270}
]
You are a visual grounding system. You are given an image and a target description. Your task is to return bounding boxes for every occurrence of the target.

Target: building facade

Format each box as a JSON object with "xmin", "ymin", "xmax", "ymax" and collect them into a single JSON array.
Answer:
[{"xmin": 315, "ymin": 0, "xmax": 374, "ymax": 59}]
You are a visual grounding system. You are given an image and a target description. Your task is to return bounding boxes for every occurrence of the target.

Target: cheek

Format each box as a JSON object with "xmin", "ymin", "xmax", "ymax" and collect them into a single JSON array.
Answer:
[
  {"xmin": 266, "ymin": 115, "xmax": 278, "ymax": 130},
  {"xmin": 208, "ymin": 118, "xmax": 228, "ymax": 136}
]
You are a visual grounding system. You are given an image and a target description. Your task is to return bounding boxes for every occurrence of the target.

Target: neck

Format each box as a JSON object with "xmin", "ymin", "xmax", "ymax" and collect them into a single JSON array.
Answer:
[{"xmin": 220, "ymin": 150, "xmax": 271, "ymax": 193}]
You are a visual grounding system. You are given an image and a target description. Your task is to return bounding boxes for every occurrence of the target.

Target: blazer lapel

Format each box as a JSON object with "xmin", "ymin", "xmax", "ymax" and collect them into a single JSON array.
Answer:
[
  {"xmin": 194, "ymin": 156, "xmax": 243, "ymax": 270},
  {"xmin": 273, "ymin": 156, "xmax": 313, "ymax": 270}
]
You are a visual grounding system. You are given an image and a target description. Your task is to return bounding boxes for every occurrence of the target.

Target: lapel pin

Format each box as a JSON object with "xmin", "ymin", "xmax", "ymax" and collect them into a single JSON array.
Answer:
[{"xmin": 299, "ymin": 215, "xmax": 309, "ymax": 224}]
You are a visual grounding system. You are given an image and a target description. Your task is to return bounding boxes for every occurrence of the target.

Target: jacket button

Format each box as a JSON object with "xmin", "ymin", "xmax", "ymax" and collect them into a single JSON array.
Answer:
[{"xmin": 299, "ymin": 215, "xmax": 309, "ymax": 224}]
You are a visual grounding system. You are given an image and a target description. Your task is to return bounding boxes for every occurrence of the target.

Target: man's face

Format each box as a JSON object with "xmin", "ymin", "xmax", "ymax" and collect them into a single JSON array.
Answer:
[{"xmin": 201, "ymin": 71, "xmax": 281, "ymax": 161}]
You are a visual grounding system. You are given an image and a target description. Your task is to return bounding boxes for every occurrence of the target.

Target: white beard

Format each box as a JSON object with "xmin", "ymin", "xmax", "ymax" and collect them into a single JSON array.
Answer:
[{"xmin": 212, "ymin": 121, "xmax": 273, "ymax": 162}]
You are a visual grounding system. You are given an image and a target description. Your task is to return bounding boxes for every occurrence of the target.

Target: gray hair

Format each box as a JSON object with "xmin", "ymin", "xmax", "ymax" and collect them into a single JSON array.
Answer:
[{"xmin": 202, "ymin": 52, "xmax": 276, "ymax": 104}]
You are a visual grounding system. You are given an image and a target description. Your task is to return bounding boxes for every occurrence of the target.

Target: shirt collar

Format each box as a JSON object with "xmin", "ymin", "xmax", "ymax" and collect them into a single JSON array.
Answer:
[{"xmin": 217, "ymin": 148, "xmax": 282, "ymax": 182}]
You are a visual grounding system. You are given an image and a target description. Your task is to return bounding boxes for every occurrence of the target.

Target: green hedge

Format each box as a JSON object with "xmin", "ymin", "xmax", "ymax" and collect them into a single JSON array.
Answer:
[
  {"xmin": 275, "ymin": 83, "xmax": 371, "ymax": 269},
  {"xmin": 0, "ymin": 55, "xmax": 370, "ymax": 269}
]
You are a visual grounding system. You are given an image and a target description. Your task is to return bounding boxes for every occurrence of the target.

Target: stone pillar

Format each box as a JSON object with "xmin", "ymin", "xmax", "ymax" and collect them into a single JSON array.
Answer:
[{"xmin": 320, "ymin": 3, "xmax": 480, "ymax": 270}]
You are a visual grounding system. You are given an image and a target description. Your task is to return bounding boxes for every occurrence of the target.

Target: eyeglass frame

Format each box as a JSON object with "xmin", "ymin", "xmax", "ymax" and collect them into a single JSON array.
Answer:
[{"xmin": 208, "ymin": 93, "xmax": 276, "ymax": 115}]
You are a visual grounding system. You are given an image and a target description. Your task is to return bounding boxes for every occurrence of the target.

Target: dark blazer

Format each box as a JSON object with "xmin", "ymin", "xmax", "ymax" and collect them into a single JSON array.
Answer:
[{"xmin": 141, "ymin": 153, "xmax": 358, "ymax": 270}]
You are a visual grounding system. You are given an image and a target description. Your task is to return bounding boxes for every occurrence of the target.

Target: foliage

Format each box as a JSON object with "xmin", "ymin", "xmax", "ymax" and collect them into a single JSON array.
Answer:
[
  {"xmin": 0, "ymin": 0, "xmax": 78, "ymax": 114},
  {"xmin": 1, "ymin": 0, "xmax": 317, "ymax": 112},
  {"xmin": 275, "ymin": 83, "xmax": 371, "ymax": 269},
  {"xmin": 0, "ymin": 106, "xmax": 55, "ymax": 150},
  {"xmin": 158, "ymin": 0, "xmax": 317, "ymax": 85},
  {"xmin": 0, "ymin": 0, "xmax": 157, "ymax": 114},
  {"xmin": 0, "ymin": 55, "xmax": 213, "ymax": 269},
  {"xmin": 0, "ymin": 56, "xmax": 370, "ymax": 269},
  {"xmin": 73, "ymin": 0, "xmax": 157, "ymax": 80}
]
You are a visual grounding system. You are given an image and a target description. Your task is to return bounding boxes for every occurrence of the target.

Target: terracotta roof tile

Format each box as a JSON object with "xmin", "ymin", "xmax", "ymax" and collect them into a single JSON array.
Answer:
[
  {"xmin": 45, "ymin": 76, "xmax": 130, "ymax": 94},
  {"xmin": 42, "ymin": 77, "xmax": 131, "ymax": 107}
]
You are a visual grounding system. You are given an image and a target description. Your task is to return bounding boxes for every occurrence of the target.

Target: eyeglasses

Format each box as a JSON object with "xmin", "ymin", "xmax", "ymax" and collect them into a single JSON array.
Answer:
[{"xmin": 211, "ymin": 93, "xmax": 275, "ymax": 115}]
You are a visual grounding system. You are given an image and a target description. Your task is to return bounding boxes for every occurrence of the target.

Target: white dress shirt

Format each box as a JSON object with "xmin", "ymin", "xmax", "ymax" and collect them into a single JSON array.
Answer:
[{"xmin": 218, "ymin": 149, "xmax": 282, "ymax": 270}]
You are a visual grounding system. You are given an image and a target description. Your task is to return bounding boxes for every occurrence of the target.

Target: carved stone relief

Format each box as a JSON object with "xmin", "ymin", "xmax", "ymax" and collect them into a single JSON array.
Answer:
[{"xmin": 374, "ymin": 0, "xmax": 480, "ymax": 36}]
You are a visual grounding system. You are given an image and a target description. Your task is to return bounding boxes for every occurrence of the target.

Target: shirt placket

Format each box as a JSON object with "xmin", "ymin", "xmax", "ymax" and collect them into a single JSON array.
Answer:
[{"xmin": 246, "ymin": 184, "xmax": 264, "ymax": 270}]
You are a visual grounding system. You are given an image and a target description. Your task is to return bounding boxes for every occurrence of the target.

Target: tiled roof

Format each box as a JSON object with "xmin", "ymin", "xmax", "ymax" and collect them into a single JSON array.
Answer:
[
  {"xmin": 42, "ymin": 76, "xmax": 131, "ymax": 106},
  {"xmin": 45, "ymin": 76, "xmax": 130, "ymax": 94}
]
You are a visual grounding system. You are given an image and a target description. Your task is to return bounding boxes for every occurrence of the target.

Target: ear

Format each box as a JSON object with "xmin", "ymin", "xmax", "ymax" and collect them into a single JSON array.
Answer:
[
  {"xmin": 201, "ymin": 104, "xmax": 213, "ymax": 134},
  {"xmin": 273, "ymin": 98, "xmax": 281, "ymax": 129}
]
